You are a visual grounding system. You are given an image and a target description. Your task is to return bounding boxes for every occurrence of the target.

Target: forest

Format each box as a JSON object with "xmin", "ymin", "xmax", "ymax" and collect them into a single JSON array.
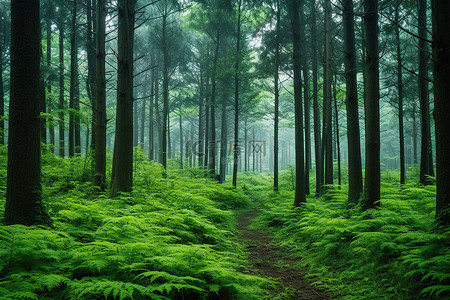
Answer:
[{"xmin": 0, "ymin": 0, "xmax": 449, "ymax": 299}]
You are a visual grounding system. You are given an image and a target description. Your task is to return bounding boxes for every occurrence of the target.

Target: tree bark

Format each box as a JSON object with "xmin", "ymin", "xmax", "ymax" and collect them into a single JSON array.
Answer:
[
  {"xmin": 5, "ymin": 0, "xmax": 49, "ymax": 226},
  {"xmin": 94, "ymin": 0, "xmax": 106, "ymax": 190},
  {"xmin": 219, "ymin": 92, "xmax": 227, "ymax": 183},
  {"xmin": 45, "ymin": 6, "xmax": 55, "ymax": 153},
  {"xmin": 162, "ymin": 12, "xmax": 169, "ymax": 171},
  {"xmin": 342, "ymin": 0, "xmax": 363, "ymax": 202},
  {"xmin": 418, "ymin": 0, "xmax": 434, "ymax": 185},
  {"xmin": 362, "ymin": 0, "xmax": 380, "ymax": 210},
  {"xmin": 289, "ymin": 0, "xmax": 306, "ymax": 206},
  {"xmin": 58, "ymin": 10, "xmax": 65, "ymax": 157},
  {"xmin": 87, "ymin": 0, "xmax": 97, "ymax": 153},
  {"xmin": 310, "ymin": 1, "xmax": 322, "ymax": 196},
  {"xmin": 300, "ymin": 1, "xmax": 310, "ymax": 195},
  {"xmin": 110, "ymin": 0, "xmax": 135, "ymax": 197},
  {"xmin": 323, "ymin": 0, "xmax": 333, "ymax": 185},
  {"xmin": 431, "ymin": 0, "xmax": 450, "ymax": 226},
  {"xmin": 232, "ymin": 0, "xmax": 242, "ymax": 188},
  {"xmin": 274, "ymin": 0, "xmax": 280, "ymax": 191},
  {"xmin": 208, "ymin": 28, "xmax": 220, "ymax": 179},
  {"xmin": 395, "ymin": 4, "xmax": 405, "ymax": 184},
  {"xmin": 69, "ymin": 0, "xmax": 78, "ymax": 158}
]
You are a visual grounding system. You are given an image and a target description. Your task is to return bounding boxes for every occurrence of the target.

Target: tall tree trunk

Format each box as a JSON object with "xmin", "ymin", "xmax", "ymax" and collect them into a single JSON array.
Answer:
[
  {"xmin": 149, "ymin": 51, "xmax": 155, "ymax": 160},
  {"xmin": 395, "ymin": 4, "xmax": 405, "ymax": 184},
  {"xmin": 140, "ymin": 89, "xmax": 146, "ymax": 149},
  {"xmin": 179, "ymin": 106, "xmax": 183, "ymax": 168},
  {"xmin": 300, "ymin": 1, "xmax": 310, "ymax": 195},
  {"xmin": 133, "ymin": 96, "xmax": 138, "ymax": 147},
  {"xmin": 244, "ymin": 119, "xmax": 248, "ymax": 172},
  {"xmin": 310, "ymin": 1, "xmax": 321, "ymax": 196},
  {"xmin": 333, "ymin": 75, "xmax": 341, "ymax": 186},
  {"xmin": 432, "ymin": 0, "xmax": 450, "ymax": 226},
  {"xmin": 289, "ymin": 0, "xmax": 306, "ymax": 206},
  {"xmin": 5, "ymin": 0, "xmax": 49, "ymax": 226},
  {"xmin": 362, "ymin": 0, "xmax": 380, "ymax": 210},
  {"xmin": 69, "ymin": 0, "xmax": 78, "ymax": 158},
  {"xmin": 110, "ymin": 0, "xmax": 135, "ymax": 197},
  {"xmin": 418, "ymin": 0, "xmax": 434, "ymax": 185},
  {"xmin": 273, "ymin": 0, "xmax": 280, "ymax": 191},
  {"xmin": 162, "ymin": 12, "xmax": 169, "ymax": 170},
  {"xmin": 58, "ymin": 10, "xmax": 65, "ymax": 157},
  {"xmin": 219, "ymin": 93, "xmax": 227, "ymax": 183},
  {"xmin": 412, "ymin": 105, "xmax": 418, "ymax": 164},
  {"xmin": 323, "ymin": 0, "xmax": 333, "ymax": 185},
  {"xmin": 343, "ymin": 0, "xmax": 363, "ymax": 202},
  {"xmin": 204, "ymin": 88, "xmax": 210, "ymax": 168},
  {"xmin": 40, "ymin": 47, "xmax": 47, "ymax": 146},
  {"xmin": 94, "ymin": 0, "xmax": 106, "ymax": 190},
  {"xmin": 46, "ymin": 7, "xmax": 55, "ymax": 153},
  {"xmin": 198, "ymin": 67, "xmax": 204, "ymax": 167},
  {"xmin": 154, "ymin": 63, "xmax": 161, "ymax": 163},
  {"xmin": 232, "ymin": 0, "xmax": 242, "ymax": 188},
  {"xmin": 87, "ymin": 0, "xmax": 97, "ymax": 153},
  {"xmin": 208, "ymin": 28, "xmax": 220, "ymax": 179}
]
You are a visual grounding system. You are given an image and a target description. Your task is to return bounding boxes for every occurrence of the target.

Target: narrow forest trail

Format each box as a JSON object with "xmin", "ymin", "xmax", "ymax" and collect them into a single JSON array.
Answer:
[{"xmin": 237, "ymin": 206, "xmax": 329, "ymax": 300}]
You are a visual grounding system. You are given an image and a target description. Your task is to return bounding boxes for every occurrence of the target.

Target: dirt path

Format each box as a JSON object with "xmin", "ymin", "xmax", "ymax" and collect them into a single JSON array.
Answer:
[{"xmin": 237, "ymin": 207, "xmax": 329, "ymax": 300}]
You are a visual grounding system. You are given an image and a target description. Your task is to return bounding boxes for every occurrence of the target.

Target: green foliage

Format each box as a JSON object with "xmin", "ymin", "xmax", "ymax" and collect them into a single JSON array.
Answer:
[
  {"xmin": 0, "ymin": 154, "xmax": 268, "ymax": 299},
  {"xmin": 243, "ymin": 173, "xmax": 450, "ymax": 299}
]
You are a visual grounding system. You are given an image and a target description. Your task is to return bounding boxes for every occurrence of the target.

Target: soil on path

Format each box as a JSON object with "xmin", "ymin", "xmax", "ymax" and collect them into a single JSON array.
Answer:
[{"xmin": 237, "ymin": 207, "xmax": 329, "ymax": 300}]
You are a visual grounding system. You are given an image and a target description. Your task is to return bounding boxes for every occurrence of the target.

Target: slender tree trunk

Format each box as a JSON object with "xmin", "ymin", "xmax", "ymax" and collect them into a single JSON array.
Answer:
[
  {"xmin": 198, "ymin": 68, "xmax": 204, "ymax": 167},
  {"xmin": 244, "ymin": 119, "xmax": 248, "ymax": 172},
  {"xmin": 395, "ymin": 4, "xmax": 405, "ymax": 184},
  {"xmin": 273, "ymin": 0, "xmax": 280, "ymax": 191},
  {"xmin": 46, "ymin": 9, "xmax": 55, "ymax": 153},
  {"xmin": 232, "ymin": 0, "xmax": 242, "ymax": 188},
  {"xmin": 289, "ymin": 0, "xmax": 306, "ymax": 206},
  {"xmin": 179, "ymin": 106, "xmax": 183, "ymax": 168},
  {"xmin": 310, "ymin": 1, "xmax": 321, "ymax": 196},
  {"xmin": 58, "ymin": 11, "xmax": 65, "ymax": 157},
  {"xmin": 149, "ymin": 51, "xmax": 155, "ymax": 160},
  {"xmin": 219, "ymin": 92, "xmax": 227, "ymax": 183},
  {"xmin": 323, "ymin": 0, "xmax": 333, "ymax": 185},
  {"xmin": 40, "ymin": 47, "xmax": 47, "ymax": 146},
  {"xmin": 133, "ymin": 97, "xmax": 138, "ymax": 147},
  {"xmin": 252, "ymin": 127, "xmax": 255, "ymax": 172},
  {"xmin": 87, "ymin": 0, "xmax": 97, "ymax": 153},
  {"xmin": 204, "ymin": 90, "xmax": 210, "ymax": 168},
  {"xmin": 5, "ymin": 0, "xmax": 48, "ymax": 226},
  {"xmin": 300, "ymin": 2, "xmax": 310, "ymax": 195},
  {"xmin": 412, "ymin": 106, "xmax": 418, "ymax": 164},
  {"xmin": 362, "ymin": 0, "xmax": 380, "ymax": 210},
  {"xmin": 333, "ymin": 75, "xmax": 341, "ymax": 186},
  {"xmin": 154, "ymin": 63, "xmax": 161, "ymax": 163},
  {"xmin": 69, "ymin": 0, "xmax": 78, "ymax": 158},
  {"xmin": 418, "ymin": 0, "xmax": 434, "ymax": 185},
  {"xmin": 94, "ymin": 0, "xmax": 106, "ymax": 190},
  {"xmin": 343, "ymin": 0, "xmax": 363, "ymax": 202},
  {"xmin": 110, "ymin": 0, "xmax": 135, "ymax": 197},
  {"xmin": 432, "ymin": 0, "xmax": 450, "ymax": 226},
  {"xmin": 140, "ymin": 89, "xmax": 146, "ymax": 149},
  {"xmin": 208, "ymin": 29, "xmax": 220, "ymax": 179},
  {"xmin": 161, "ymin": 12, "xmax": 169, "ymax": 171}
]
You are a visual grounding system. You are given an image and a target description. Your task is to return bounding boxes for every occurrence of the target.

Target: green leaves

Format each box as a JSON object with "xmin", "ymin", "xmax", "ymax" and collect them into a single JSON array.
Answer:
[
  {"xmin": 0, "ymin": 156, "xmax": 267, "ymax": 299},
  {"xmin": 246, "ymin": 173, "xmax": 450, "ymax": 299}
]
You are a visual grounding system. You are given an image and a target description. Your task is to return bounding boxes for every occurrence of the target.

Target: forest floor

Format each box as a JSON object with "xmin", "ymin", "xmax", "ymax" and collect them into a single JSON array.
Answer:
[{"xmin": 237, "ymin": 205, "xmax": 329, "ymax": 300}]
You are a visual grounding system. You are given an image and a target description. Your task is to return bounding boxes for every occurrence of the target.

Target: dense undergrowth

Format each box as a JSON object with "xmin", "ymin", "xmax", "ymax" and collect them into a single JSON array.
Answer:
[
  {"xmin": 0, "ymin": 148, "xmax": 270, "ymax": 299},
  {"xmin": 243, "ymin": 171, "xmax": 450, "ymax": 299}
]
